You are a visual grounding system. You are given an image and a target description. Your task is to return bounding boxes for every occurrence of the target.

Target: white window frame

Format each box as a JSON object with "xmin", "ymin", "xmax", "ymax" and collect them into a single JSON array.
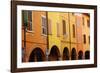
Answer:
[
  {"xmin": 62, "ymin": 20, "xmax": 67, "ymax": 37},
  {"xmin": 41, "ymin": 15, "xmax": 47, "ymax": 36}
]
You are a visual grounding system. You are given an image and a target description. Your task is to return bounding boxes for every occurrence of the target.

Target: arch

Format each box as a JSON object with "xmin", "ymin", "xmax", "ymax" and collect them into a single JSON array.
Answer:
[
  {"xmin": 29, "ymin": 47, "xmax": 45, "ymax": 62},
  {"xmin": 78, "ymin": 50, "xmax": 83, "ymax": 60},
  {"xmin": 85, "ymin": 50, "xmax": 90, "ymax": 59},
  {"xmin": 63, "ymin": 47, "xmax": 69, "ymax": 60},
  {"xmin": 49, "ymin": 45, "xmax": 60, "ymax": 61},
  {"xmin": 71, "ymin": 48, "xmax": 77, "ymax": 60}
]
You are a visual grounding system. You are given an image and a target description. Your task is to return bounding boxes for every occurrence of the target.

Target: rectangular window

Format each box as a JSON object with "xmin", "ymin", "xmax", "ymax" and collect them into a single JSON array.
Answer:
[
  {"xmin": 87, "ymin": 20, "xmax": 90, "ymax": 27},
  {"xmin": 41, "ymin": 16, "xmax": 47, "ymax": 35},
  {"xmin": 62, "ymin": 20, "xmax": 66, "ymax": 35},
  {"xmin": 27, "ymin": 11, "xmax": 32, "ymax": 31},
  {"xmin": 73, "ymin": 24, "xmax": 75, "ymax": 38},
  {"xmin": 82, "ymin": 17, "xmax": 84, "ymax": 26},
  {"xmin": 22, "ymin": 10, "xmax": 28, "ymax": 27},
  {"xmin": 22, "ymin": 10, "xmax": 32, "ymax": 31},
  {"xmin": 83, "ymin": 34, "xmax": 86, "ymax": 44},
  {"xmin": 57, "ymin": 23, "xmax": 60, "ymax": 37},
  {"xmin": 48, "ymin": 19, "xmax": 52, "ymax": 35}
]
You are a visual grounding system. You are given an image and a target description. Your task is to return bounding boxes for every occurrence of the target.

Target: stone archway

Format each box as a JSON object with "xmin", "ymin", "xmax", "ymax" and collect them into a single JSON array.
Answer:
[
  {"xmin": 29, "ymin": 47, "xmax": 45, "ymax": 62},
  {"xmin": 85, "ymin": 50, "xmax": 90, "ymax": 59},
  {"xmin": 78, "ymin": 50, "xmax": 83, "ymax": 60},
  {"xmin": 63, "ymin": 47, "xmax": 69, "ymax": 60},
  {"xmin": 49, "ymin": 45, "xmax": 60, "ymax": 61},
  {"xmin": 71, "ymin": 48, "xmax": 77, "ymax": 60}
]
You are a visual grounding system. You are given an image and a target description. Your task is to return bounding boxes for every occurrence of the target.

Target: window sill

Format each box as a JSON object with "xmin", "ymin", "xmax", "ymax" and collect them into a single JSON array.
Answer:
[
  {"xmin": 41, "ymin": 34, "xmax": 47, "ymax": 37},
  {"xmin": 26, "ymin": 30, "xmax": 34, "ymax": 33}
]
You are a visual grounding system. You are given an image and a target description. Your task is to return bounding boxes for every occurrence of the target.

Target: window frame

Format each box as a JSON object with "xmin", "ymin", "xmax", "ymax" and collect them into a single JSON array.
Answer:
[
  {"xmin": 41, "ymin": 15, "xmax": 47, "ymax": 36},
  {"xmin": 22, "ymin": 10, "xmax": 33, "ymax": 32},
  {"xmin": 72, "ymin": 24, "xmax": 75, "ymax": 38},
  {"xmin": 62, "ymin": 20, "xmax": 67, "ymax": 36},
  {"xmin": 83, "ymin": 34, "xmax": 86, "ymax": 44}
]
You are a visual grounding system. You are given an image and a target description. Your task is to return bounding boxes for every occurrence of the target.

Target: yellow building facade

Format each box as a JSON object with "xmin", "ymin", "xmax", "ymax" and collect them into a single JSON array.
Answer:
[
  {"xmin": 60, "ymin": 13, "xmax": 70, "ymax": 60},
  {"xmin": 47, "ymin": 12, "xmax": 90, "ymax": 60},
  {"xmin": 48, "ymin": 12, "xmax": 62, "ymax": 61},
  {"xmin": 48, "ymin": 12, "xmax": 77, "ymax": 60}
]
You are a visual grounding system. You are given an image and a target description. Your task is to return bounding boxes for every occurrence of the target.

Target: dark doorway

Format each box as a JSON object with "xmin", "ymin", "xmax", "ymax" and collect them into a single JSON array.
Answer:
[
  {"xmin": 78, "ymin": 51, "xmax": 83, "ymax": 60},
  {"xmin": 49, "ymin": 45, "xmax": 60, "ymax": 61},
  {"xmin": 85, "ymin": 51, "xmax": 90, "ymax": 59},
  {"xmin": 29, "ymin": 47, "xmax": 45, "ymax": 62},
  {"xmin": 71, "ymin": 48, "xmax": 77, "ymax": 60},
  {"xmin": 63, "ymin": 47, "xmax": 69, "ymax": 60}
]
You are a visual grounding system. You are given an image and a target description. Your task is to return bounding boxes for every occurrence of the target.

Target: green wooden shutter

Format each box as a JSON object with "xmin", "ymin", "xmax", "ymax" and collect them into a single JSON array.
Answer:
[{"xmin": 23, "ymin": 10, "xmax": 28, "ymax": 27}]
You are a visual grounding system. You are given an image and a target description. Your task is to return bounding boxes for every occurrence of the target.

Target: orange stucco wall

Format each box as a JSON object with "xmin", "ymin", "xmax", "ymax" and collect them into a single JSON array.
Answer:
[{"xmin": 22, "ymin": 11, "xmax": 47, "ymax": 62}]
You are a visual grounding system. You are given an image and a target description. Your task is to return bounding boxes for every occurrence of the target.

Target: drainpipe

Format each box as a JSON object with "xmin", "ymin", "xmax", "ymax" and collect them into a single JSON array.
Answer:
[
  {"xmin": 46, "ymin": 11, "xmax": 49, "ymax": 61},
  {"xmin": 24, "ymin": 21, "xmax": 27, "ymax": 62}
]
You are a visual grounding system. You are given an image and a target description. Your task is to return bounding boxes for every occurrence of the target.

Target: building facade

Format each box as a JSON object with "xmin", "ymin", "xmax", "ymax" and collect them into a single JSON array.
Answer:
[
  {"xmin": 82, "ymin": 14, "xmax": 90, "ymax": 59},
  {"xmin": 22, "ymin": 11, "xmax": 90, "ymax": 62},
  {"xmin": 22, "ymin": 11, "xmax": 47, "ymax": 62}
]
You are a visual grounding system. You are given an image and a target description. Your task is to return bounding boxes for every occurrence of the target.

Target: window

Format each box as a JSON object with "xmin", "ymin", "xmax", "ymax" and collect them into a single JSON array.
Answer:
[
  {"xmin": 27, "ymin": 11, "xmax": 32, "ymax": 31},
  {"xmin": 73, "ymin": 24, "xmax": 75, "ymax": 38},
  {"xmin": 57, "ymin": 23, "xmax": 60, "ymax": 37},
  {"xmin": 48, "ymin": 19, "xmax": 52, "ymax": 35},
  {"xmin": 87, "ymin": 20, "xmax": 90, "ymax": 27},
  {"xmin": 82, "ymin": 17, "xmax": 84, "ymax": 26},
  {"xmin": 62, "ymin": 20, "xmax": 66, "ymax": 35},
  {"xmin": 83, "ymin": 34, "xmax": 86, "ymax": 44},
  {"xmin": 22, "ymin": 10, "xmax": 32, "ymax": 31},
  {"xmin": 41, "ymin": 16, "xmax": 47, "ymax": 35}
]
